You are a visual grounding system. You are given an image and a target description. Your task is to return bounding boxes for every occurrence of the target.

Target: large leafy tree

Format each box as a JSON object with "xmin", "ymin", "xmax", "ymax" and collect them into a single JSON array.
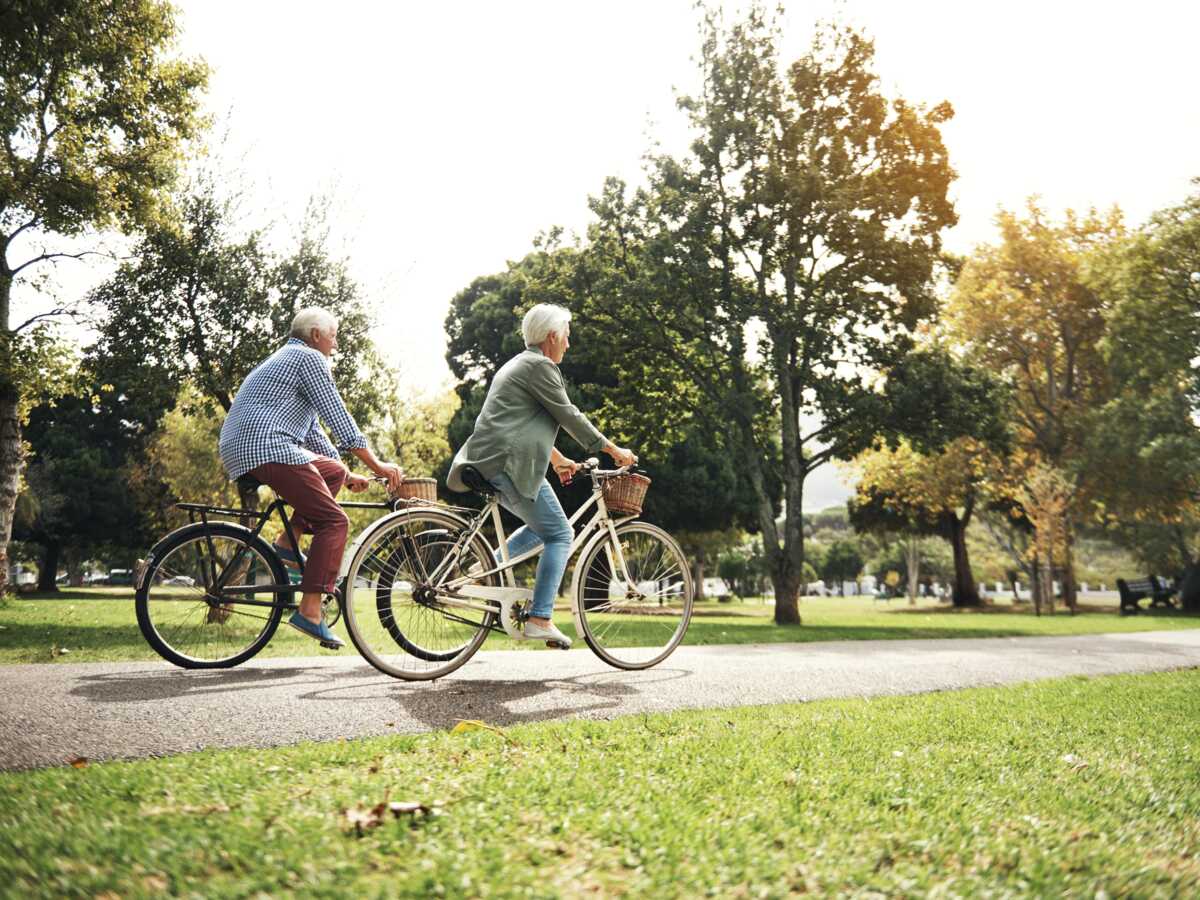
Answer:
[
  {"xmin": 848, "ymin": 349, "xmax": 1011, "ymax": 606},
  {"xmin": 0, "ymin": 0, "xmax": 207, "ymax": 593},
  {"xmin": 443, "ymin": 250, "xmax": 770, "ymax": 550},
  {"xmin": 578, "ymin": 8, "xmax": 957, "ymax": 623},
  {"xmin": 90, "ymin": 178, "xmax": 391, "ymax": 510},
  {"xmin": 1087, "ymin": 187, "xmax": 1200, "ymax": 606},
  {"xmin": 14, "ymin": 370, "xmax": 170, "ymax": 589},
  {"xmin": 947, "ymin": 202, "xmax": 1125, "ymax": 608}
]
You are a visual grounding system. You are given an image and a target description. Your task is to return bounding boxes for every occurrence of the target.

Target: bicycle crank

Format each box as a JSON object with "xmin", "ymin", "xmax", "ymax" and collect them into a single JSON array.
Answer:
[{"xmin": 454, "ymin": 585, "xmax": 533, "ymax": 640}]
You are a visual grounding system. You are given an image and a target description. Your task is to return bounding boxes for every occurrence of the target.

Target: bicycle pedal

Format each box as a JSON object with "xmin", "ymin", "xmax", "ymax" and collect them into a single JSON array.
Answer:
[
  {"xmin": 546, "ymin": 640, "xmax": 569, "ymax": 650},
  {"xmin": 318, "ymin": 640, "xmax": 343, "ymax": 651}
]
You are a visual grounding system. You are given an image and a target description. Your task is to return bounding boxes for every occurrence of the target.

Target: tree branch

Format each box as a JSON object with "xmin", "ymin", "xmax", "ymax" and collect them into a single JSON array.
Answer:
[
  {"xmin": 10, "ymin": 248, "xmax": 111, "ymax": 277},
  {"xmin": 13, "ymin": 307, "xmax": 75, "ymax": 332}
]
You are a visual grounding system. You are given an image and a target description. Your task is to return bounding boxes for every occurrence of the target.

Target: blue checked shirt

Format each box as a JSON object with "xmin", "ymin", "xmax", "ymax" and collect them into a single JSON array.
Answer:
[{"xmin": 219, "ymin": 339, "xmax": 368, "ymax": 480}]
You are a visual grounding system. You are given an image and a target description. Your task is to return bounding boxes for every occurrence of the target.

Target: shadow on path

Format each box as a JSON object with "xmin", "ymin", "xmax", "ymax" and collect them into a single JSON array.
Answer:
[
  {"xmin": 69, "ymin": 663, "xmax": 382, "ymax": 703},
  {"xmin": 294, "ymin": 666, "xmax": 693, "ymax": 732}
]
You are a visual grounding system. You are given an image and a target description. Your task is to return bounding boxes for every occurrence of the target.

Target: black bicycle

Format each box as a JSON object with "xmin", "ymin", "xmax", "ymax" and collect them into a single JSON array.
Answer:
[{"xmin": 133, "ymin": 474, "xmax": 397, "ymax": 669}]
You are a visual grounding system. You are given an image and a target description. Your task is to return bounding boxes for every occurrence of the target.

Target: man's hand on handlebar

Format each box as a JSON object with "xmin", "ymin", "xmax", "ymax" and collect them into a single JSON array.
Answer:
[
  {"xmin": 374, "ymin": 462, "xmax": 405, "ymax": 493},
  {"xmin": 345, "ymin": 471, "xmax": 372, "ymax": 493}
]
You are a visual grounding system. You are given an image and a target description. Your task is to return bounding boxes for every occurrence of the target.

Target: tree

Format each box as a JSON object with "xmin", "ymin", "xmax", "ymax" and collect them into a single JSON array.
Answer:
[
  {"xmin": 1019, "ymin": 462, "xmax": 1074, "ymax": 615},
  {"xmin": 0, "ymin": 0, "xmax": 207, "ymax": 593},
  {"xmin": 820, "ymin": 539, "xmax": 864, "ymax": 596},
  {"xmin": 90, "ymin": 178, "xmax": 391, "ymax": 511},
  {"xmin": 576, "ymin": 8, "xmax": 957, "ymax": 623},
  {"xmin": 947, "ymin": 201, "xmax": 1125, "ymax": 609},
  {"xmin": 14, "ymin": 378, "xmax": 165, "ymax": 588},
  {"xmin": 442, "ymin": 250, "xmax": 774, "ymax": 571},
  {"xmin": 1086, "ymin": 187, "xmax": 1200, "ymax": 607},
  {"xmin": 849, "ymin": 438, "xmax": 1005, "ymax": 606}
]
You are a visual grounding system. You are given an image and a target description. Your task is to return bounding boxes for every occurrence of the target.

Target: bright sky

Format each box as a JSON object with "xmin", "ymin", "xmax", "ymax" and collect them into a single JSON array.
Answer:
[{"xmin": 15, "ymin": 0, "xmax": 1200, "ymax": 508}]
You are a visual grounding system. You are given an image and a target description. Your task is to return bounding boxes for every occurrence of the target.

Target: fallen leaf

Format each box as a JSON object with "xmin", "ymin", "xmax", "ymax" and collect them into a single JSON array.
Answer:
[
  {"xmin": 451, "ymin": 719, "xmax": 514, "ymax": 743},
  {"xmin": 1061, "ymin": 753, "xmax": 1089, "ymax": 771},
  {"xmin": 342, "ymin": 800, "xmax": 442, "ymax": 835},
  {"xmin": 68, "ymin": 756, "xmax": 89, "ymax": 769}
]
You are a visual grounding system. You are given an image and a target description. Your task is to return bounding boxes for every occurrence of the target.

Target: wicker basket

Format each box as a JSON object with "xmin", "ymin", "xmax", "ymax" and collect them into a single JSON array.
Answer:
[
  {"xmin": 602, "ymin": 473, "xmax": 651, "ymax": 516},
  {"xmin": 393, "ymin": 477, "xmax": 437, "ymax": 504}
]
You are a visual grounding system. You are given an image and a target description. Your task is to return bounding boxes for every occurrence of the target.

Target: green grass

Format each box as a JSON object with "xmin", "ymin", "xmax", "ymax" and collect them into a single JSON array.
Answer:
[
  {"xmin": 3, "ymin": 589, "xmax": 1199, "ymax": 664},
  {"xmin": 2, "ymin": 670, "xmax": 1199, "ymax": 897}
]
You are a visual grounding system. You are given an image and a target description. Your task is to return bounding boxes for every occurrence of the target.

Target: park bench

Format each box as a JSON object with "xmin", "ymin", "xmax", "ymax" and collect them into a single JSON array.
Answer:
[{"xmin": 1116, "ymin": 576, "xmax": 1176, "ymax": 615}]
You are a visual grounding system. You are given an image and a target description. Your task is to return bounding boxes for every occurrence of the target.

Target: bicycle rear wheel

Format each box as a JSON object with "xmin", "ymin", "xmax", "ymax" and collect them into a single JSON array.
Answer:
[
  {"xmin": 343, "ymin": 509, "xmax": 498, "ymax": 680},
  {"xmin": 135, "ymin": 523, "xmax": 287, "ymax": 668},
  {"xmin": 573, "ymin": 522, "xmax": 693, "ymax": 669}
]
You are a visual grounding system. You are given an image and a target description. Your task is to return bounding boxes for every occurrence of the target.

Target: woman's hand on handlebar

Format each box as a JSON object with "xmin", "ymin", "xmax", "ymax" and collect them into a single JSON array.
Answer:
[{"xmin": 553, "ymin": 457, "xmax": 581, "ymax": 486}]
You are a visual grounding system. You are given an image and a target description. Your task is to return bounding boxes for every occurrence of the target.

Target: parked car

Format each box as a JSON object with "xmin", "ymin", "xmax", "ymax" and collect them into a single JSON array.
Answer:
[{"xmin": 105, "ymin": 569, "xmax": 134, "ymax": 586}]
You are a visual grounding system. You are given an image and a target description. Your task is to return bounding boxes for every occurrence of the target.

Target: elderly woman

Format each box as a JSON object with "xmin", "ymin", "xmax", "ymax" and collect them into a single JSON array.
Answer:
[
  {"xmin": 219, "ymin": 307, "xmax": 404, "ymax": 648},
  {"xmin": 448, "ymin": 303, "xmax": 636, "ymax": 647}
]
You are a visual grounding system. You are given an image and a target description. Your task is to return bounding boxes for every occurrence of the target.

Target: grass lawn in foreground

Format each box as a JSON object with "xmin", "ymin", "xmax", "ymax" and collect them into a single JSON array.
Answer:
[
  {"xmin": 2, "ymin": 588, "xmax": 1198, "ymax": 664},
  {"xmin": 2, "ymin": 670, "xmax": 1199, "ymax": 897}
]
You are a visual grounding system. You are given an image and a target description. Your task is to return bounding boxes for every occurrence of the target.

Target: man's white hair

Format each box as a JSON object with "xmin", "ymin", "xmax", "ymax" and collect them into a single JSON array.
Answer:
[
  {"xmin": 522, "ymin": 303, "xmax": 571, "ymax": 347},
  {"xmin": 290, "ymin": 307, "xmax": 338, "ymax": 342}
]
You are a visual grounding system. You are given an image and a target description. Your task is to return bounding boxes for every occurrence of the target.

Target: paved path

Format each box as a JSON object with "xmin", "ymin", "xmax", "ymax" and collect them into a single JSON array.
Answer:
[{"xmin": 3, "ymin": 630, "xmax": 1199, "ymax": 771}]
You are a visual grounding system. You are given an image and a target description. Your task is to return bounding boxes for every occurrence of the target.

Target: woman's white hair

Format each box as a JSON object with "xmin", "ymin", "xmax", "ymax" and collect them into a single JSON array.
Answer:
[
  {"xmin": 522, "ymin": 303, "xmax": 571, "ymax": 347},
  {"xmin": 290, "ymin": 307, "xmax": 338, "ymax": 342}
]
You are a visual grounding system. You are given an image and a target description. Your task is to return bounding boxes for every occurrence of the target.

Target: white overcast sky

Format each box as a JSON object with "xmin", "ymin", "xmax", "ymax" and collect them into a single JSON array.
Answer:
[{"xmin": 15, "ymin": 0, "xmax": 1200, "ymax": 507}]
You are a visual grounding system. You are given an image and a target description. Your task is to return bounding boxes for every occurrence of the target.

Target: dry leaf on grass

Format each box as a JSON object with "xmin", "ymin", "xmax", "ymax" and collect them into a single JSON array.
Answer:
[
  {"xmin": 68, "ymin": 756, "xmax": 88, "ymax": 769},
  {"xmin": 451, "ymin": 719, "xmax": 515, "ymax": 743},
  {"xmin": 342, "ymin": 800, "xmax": 443, "ymax": 835}
]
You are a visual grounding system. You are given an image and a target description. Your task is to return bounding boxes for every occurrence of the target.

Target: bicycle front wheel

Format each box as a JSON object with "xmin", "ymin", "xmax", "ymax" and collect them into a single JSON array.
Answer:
[
  {"xmin": 135, "ymin": 523, "xmax": 287, "ymax": 668},
  {"xmin": 573, "ymin": 522, "xmax": 694, "ymax": 669},
  {"xmin": 343, "ymin": 509, "xmax": 498, "ymax": 680}
]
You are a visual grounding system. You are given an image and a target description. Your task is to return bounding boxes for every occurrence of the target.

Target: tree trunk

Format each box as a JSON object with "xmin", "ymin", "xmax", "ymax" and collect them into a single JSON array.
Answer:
[
  {"xmin": 1179, "ymin": 562, "xmax": 1200, "ymax": 612},
  {"xmin": 0, "ymin": 381, "xmax": 20, "ymax": 599},
  {"xmin": 37, "ymin": 541, "xmax": 60, "ymax": 592},
  {"xmin": 1030, "ymin": 557, "xmax": 1043, "ymax": 616},
  {"xmin": 947, "ymin": 516, "xmax": 980, "ymax": 607},
  {"xmin": 0, "ymin": 267, "xmax": 18, "ymax": 598},
  {"xmin": 1061, "ymin": 517, "xmax": 1078, "ymax": 614},
  {"xmin": 905, "ymin": 536, "xmax": 920, "ymax": 606},
  {"xmin": 68, "ymin": 552, "xmax": 85, "ymax": 587},
  {"xmin": 692, "ymin": 558, "xmax": 705, "ymax": 601}
]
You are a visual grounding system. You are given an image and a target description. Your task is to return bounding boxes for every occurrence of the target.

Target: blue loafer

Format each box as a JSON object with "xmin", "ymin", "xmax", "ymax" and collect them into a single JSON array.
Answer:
[{"xmin": 287, "ymin": 611, "xmax": 344, "ymax": 649}]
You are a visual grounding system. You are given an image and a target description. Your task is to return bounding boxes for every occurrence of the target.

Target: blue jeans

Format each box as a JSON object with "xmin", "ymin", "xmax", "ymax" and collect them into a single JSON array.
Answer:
[{"xmin": 488, "ymin": 474, "xmax": 572, "ymax": 619}]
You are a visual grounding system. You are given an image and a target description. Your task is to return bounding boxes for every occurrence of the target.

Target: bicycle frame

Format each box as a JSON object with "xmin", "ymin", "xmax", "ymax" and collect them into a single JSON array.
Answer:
[
  {"xmin": 162, "ymin": 493, "xmax": 397, "ymax": 607},
  {"xmin": 404, "ymin": 477, "xmax": 639, "ymax": 638}
]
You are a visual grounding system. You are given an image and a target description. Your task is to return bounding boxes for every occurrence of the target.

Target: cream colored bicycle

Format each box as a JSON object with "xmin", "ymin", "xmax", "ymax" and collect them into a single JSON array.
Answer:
[{"xmin": 340, "ymin": 459, "xmax": 694, "ymax": 680}]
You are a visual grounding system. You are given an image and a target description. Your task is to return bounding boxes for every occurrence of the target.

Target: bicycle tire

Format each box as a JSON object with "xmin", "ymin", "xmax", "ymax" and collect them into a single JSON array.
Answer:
[
  {"xmin": 572, "ymin": 521, "xmax": 694, "ymax": 669},
  {"xmin": 135, "ymin": 522, "xmax": 288, "ymax": 669},
  {"xmin": 342, "ymin": 508, "xmax": 498, "ymax": 680}
]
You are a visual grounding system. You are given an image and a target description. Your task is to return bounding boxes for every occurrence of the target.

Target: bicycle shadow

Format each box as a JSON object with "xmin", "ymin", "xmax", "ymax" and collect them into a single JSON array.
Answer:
[
  {"xmin": 69, "ymin": 663, "xmax": 382, "ymax": 703},
  {"xmin": 295, "ymin": 666, "xmax": 692, "ymax": 731}
]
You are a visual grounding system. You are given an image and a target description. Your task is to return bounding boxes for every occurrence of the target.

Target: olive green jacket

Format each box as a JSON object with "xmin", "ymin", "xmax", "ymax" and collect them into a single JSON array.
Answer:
[{"xmin": 447, "ymin": 347, "xmax": 606, "ymax": 501}]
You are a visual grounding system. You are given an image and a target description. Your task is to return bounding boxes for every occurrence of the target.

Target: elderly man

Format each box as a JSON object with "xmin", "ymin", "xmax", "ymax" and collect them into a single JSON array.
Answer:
[{"xmin": 219, "ymin": 307, "xmax": 404, "ymax": 648}]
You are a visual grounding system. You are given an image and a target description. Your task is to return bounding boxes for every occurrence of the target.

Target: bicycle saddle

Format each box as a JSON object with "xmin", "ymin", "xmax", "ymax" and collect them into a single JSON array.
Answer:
[
  {"xmin": 236, "ymin": 473, "xmax": 263, "ymax": 492},
  {"xmin": 459, "ymin": 466, "xmax": 496, "ymax": 496}
]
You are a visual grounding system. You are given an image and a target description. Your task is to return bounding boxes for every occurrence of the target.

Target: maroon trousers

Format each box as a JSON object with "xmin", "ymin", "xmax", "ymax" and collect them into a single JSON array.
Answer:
[{"xmin": 250, "ymin": 458, "xmax": 349, "ymax": 594}]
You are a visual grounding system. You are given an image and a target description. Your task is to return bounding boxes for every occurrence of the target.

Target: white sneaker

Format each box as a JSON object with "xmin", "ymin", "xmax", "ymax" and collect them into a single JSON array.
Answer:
[{"xmin": 524, "ymin": 620, "xmax": 572, "ymax": 649}]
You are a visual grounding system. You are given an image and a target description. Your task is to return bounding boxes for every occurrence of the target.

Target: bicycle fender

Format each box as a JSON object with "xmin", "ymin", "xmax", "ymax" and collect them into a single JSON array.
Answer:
[{"xmin": 136, "ymin": 521, "xmax": 258, "ymax": 593}]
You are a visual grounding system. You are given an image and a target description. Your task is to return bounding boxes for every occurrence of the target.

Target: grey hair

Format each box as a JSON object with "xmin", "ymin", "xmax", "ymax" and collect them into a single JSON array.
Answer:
[
  {"xmin": 522, "ymin": 303, "xmax": 571, "ymax": 347},
  {"xmin": 290, "ymin": 307, "xmax": 338, "ymax": 342}
]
